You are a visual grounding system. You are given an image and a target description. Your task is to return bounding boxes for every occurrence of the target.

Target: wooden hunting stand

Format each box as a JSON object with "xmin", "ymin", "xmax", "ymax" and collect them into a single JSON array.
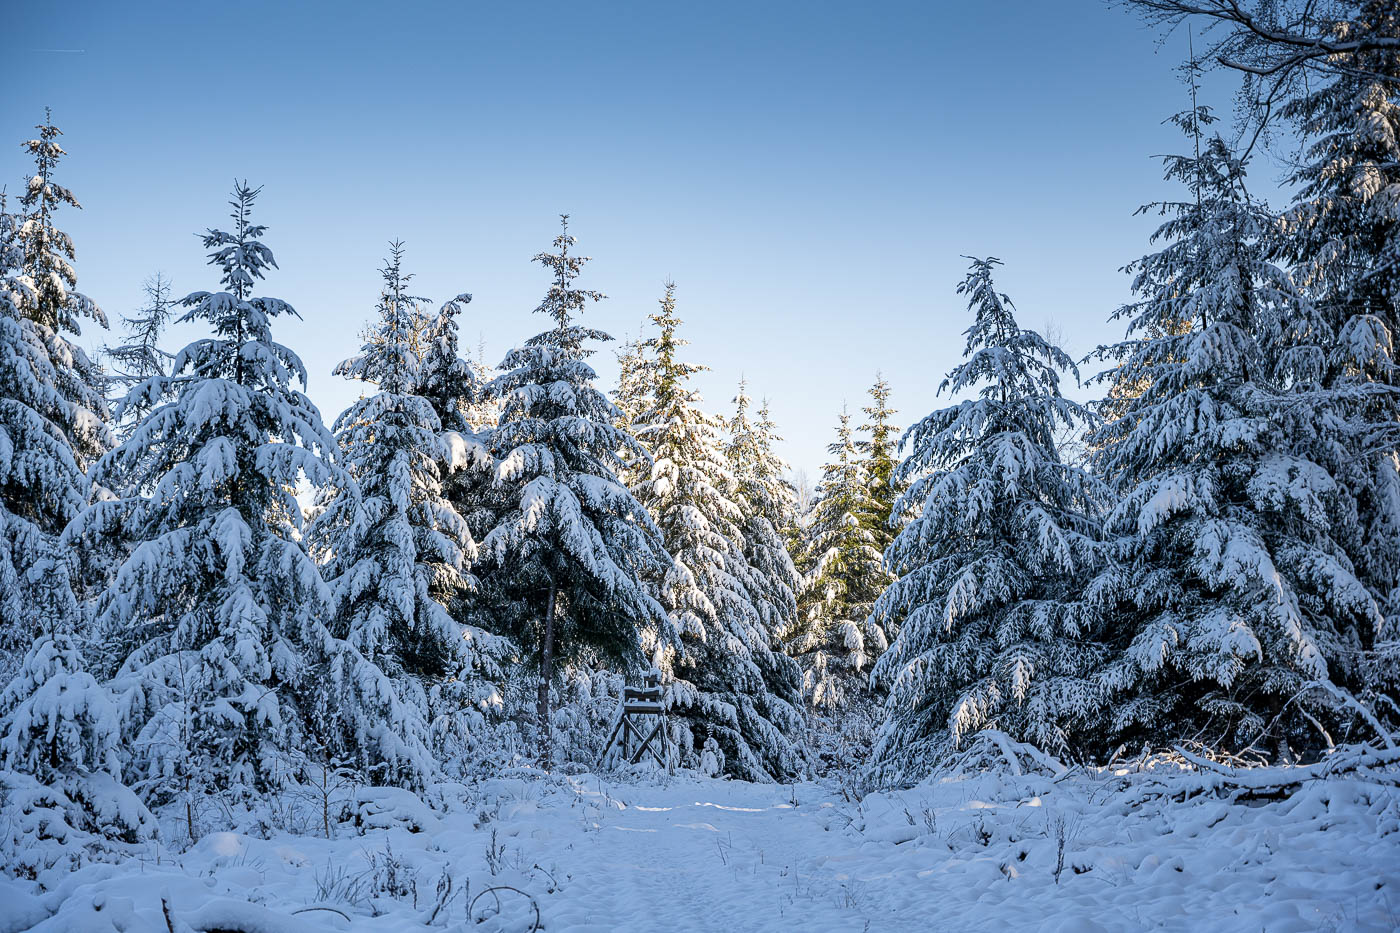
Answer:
[{"xmin": 599, "ymin": 672, "xmax": 669, "ymax": 768}]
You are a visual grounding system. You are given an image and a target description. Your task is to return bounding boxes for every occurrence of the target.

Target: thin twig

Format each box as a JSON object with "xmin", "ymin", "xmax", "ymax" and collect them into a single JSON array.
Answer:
[
  {"xmin": 469, "ymin": 885, "xmax": 541, "ymax": 933},
  {"xmin": 291, "ymin": 905, "xmax": 352, "ymax": 922}
]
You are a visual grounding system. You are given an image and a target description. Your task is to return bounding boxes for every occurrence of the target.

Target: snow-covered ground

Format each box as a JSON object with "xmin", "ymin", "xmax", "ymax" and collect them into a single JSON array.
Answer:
[{"xmin": 4, "ymin": 758, "xmax": 1397, "ymax": 933}]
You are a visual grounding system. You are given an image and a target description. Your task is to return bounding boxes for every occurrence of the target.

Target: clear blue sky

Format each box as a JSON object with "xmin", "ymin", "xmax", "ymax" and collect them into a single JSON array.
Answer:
[{"xmin": 6, "ymin": 0, "xmax": 1268, "ymax": 478}]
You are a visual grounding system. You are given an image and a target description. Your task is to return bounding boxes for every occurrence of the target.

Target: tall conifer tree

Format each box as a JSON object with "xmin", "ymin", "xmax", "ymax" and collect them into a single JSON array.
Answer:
[
  {"xmin": 1276, "ymin": 2, "xmax": 1400, "ymax": 644},
  {"xmin": 869, "ymin": 258, "xmax": 1101, "ymax": 784},
  {"xmin": 1086, "ymin": 109, "xmax": 1384, "ymax": 757},
  {"xmin": 0, "ymin": 116, "xmax": 108, "ymax": 671},
  {"xmin": 791, "ymin": 408, "xmax": 888, "ymax": 707},
  {"xmin": 310, "ymin": 244, "xmax": 502, "ymax": 784},
  {"xmin": 725, "ymin": 380, "xmax": 801, "ymax": 642},
  {"xmin": 106, "ymin": 274, "xmax": 175, "ymax": 393},
  {"xmin": 612, "ymin": 329, "xmax": 650, "ymax": 432},
  {"xmin": 859, "ymin": 374, "xmax": 900, "ymax": 561},
  {"xmin": 630, "ymin": 285, "xmax": 805, "ymax": 781},
  {"xmin": 15, "ymin": 112, "xmax": 109, "ymax": 475},
  {"xmin": 0, "ymin": 191, "xmax": 151, "ymax": 844},
  {"xmin": 415, "ymin": 289, "xmax": 480, "ymax": 437},
  {"xmin": 476, "ymin": 217, "xmax": 672, "ymax": 766},
  {"xmin": 71, "ymin": 184, "xmax": 346, "ymax": 797}
]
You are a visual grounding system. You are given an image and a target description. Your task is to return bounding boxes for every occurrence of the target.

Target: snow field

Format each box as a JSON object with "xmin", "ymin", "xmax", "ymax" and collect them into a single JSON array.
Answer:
[{"xmin": 4, "ymin": 762, "xmax": 1395, "ymax": 933}]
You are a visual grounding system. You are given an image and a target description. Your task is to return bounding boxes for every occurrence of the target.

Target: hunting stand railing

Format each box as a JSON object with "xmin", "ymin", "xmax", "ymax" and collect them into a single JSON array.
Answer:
[{"xmin": 599, "ymin": 671, "xmax": 669, "ymax": 769}]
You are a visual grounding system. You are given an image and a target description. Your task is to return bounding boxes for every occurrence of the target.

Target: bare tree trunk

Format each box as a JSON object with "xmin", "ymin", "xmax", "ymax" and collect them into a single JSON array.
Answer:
[{"xmin": 537, "ymin": 580, "xmax": 558, "ymax": 769}]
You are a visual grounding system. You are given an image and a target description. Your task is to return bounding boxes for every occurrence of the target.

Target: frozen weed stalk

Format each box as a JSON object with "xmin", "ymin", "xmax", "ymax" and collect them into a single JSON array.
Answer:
[{"xmin": 485, "ymin": 828, "xmax": 507, "ymax": 876}]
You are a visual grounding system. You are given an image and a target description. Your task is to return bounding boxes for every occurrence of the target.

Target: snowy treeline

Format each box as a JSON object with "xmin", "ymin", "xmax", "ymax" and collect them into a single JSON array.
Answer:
[{"xmin": 0, "ymin": 0, "xmax": 1396, "ymax": 880}]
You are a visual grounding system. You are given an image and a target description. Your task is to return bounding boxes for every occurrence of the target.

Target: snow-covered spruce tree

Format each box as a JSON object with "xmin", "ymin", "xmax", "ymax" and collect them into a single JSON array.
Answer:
[
  {"xmin": 724, "ymin": 380, "xmax": 801, "ymax": 645},
  {"xmin": 0, "ymin": 119, "xmax": 109, "ymax": 672},
  {"xmin": 0, "ymin": 198, "xmax": 153, "ymax": 851},
  {"xmin": 790, "ymin": 407, "xmax": 889, "ymax": 708},
  {"xmin": 608, "ymin": 330, "xmax": 657, "ymax": 528},
  {"xmin": 310, "ymin": 243, "xmax": 503, "ymax": 785},
  {"xmin": 631, "ymin": 285, "xmax": 805, "ymax": 781},
  {"xmin": 15, "ymin": 111, "xmax": 110, "ymax": 475},
  {"xmin": 858, "ymin": 373, "xmax": 900, "ymax": 564},
  {"xmin": 410, "ymin": 288, "xmax": 496, "ymax": 643},
  {"xmin": 612, "ymin": 328, "xmax": 651, "ymax": 428},
  {"xmin": 415, "ymin": 287, "xmax": 479, "ymax": 436},
  {"xmin": 70, "ymin": 183, "xmax": 347, "ymax": 803},
  {"xmin": 1087, "ymin": 112, "xmax": 1386, "ymax": 758},
  {"xmin": 1277, "ymin": 4, "xmax": 1400, "ymax": 643},
  {"xmin": 867, "ymin": 258, "xmax": 1102, "ymax": 784},
  {"xmin": 0, "ymin": 196, "xmax": 62, "ymax": 670},
  {"xmin": 476, "ymin": 216, "xmax": 673, "ymax": 767},
  {"xmin": 105, "ymin": 273, "xmax": 175, "ymax": 419},
  {"xmin": 756, "ymin": 398, "xmax": 803, "ymax": 546}
]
